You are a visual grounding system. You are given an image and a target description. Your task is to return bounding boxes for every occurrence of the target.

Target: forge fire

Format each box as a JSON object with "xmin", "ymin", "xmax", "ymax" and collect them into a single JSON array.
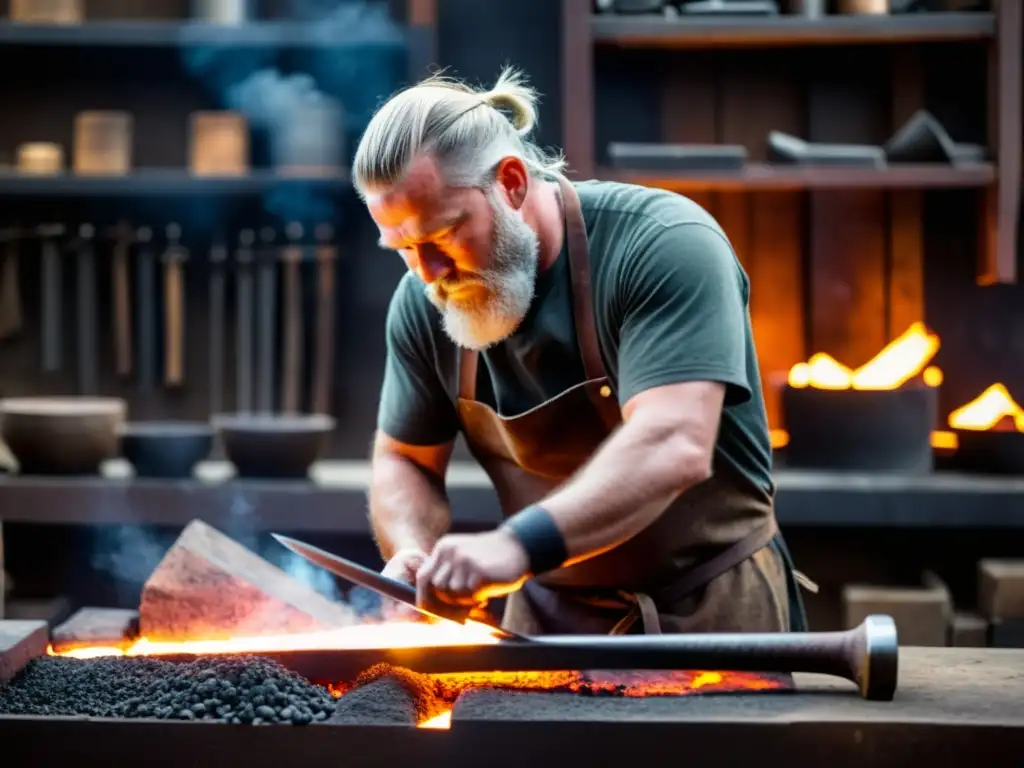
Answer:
[
  {"xmin": 0, "ymin": 521, "xmax": 790, "ymax": 730},
  {"xmin": 0, "ymin": 636, "xmax": 788, "ymax": 729}
]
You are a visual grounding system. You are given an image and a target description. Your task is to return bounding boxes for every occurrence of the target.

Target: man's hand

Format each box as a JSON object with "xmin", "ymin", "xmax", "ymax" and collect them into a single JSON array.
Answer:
[
  {"xmin": 415, "ymin": 529, "xmax": 530, "ymax": 607},
  {"xmin": 381, "ymin": 548, "xmax": 430, "ymax": 621}
]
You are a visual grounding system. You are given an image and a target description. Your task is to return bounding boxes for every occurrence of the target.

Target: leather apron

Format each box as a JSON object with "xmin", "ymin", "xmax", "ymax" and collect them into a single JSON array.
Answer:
[{"xmin": 456, "ymin": 176, "xmax": 808, "ymax": 636}]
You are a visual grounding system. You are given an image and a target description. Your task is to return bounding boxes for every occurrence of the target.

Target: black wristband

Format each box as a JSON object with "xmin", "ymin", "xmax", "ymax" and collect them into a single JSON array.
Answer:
[{"xmin": 502, "ymin": 505, "xmax": 569, "ymax": 576}]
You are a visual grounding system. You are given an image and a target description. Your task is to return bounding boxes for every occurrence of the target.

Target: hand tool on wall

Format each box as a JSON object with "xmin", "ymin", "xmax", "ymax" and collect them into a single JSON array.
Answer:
[
  {"xmin": 311, "ymin": 223, "xmax": 336, "ymax": 416},
  {"xmin": 235, "ymin": 229, "xmax": 255, "ymax": 414},
  {"xmin": 108, "ymin": 219, "xmax": 134, "ymax": 378},
  {"xmin": 208, "ymin": 233, "xmax": 228, "ymax": 416},
  {"xmin": 256, "ymin": 227, "xmax": 278, "ymax": 414},
  {"xmin": 280, "ymin": 222, "xmax": 305, "ymax": 415},
  {"xmin": 38, "ymin": 223, "xmax": 65, "ymax": 373},
  {"xmin": 162, "ymin": 223, "xmax": 188, "ymax": 389},
  {"xmin": 136, "ymin": 226, "xmax": 158, "ymax": 394},
  {"xmin": 0, "ymin": 227, "xmax": 23, "ymax": 342},
  {"xmin": 74, "ymin": 223, "xmax": 99, "ymax": 395}
]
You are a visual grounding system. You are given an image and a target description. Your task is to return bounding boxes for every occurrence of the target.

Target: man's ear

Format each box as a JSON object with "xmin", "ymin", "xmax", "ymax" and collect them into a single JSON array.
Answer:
[{"xmin": 495, "ymin": 156, "xmax": 529, "ymax": 210}]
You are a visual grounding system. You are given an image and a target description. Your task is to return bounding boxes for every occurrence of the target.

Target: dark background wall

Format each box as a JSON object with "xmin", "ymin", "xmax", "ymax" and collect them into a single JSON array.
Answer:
[
  {"xmin": 1, "ymin": 0, "xmax": 1022, "ymax": 627},
  {"xmin": 0, "ymin": 0, "xmax": 1018, "ymax": 459}
]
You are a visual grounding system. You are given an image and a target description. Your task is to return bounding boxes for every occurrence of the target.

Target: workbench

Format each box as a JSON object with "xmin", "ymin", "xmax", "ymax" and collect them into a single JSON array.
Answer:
[{"xmin": 0, "ymin": 647, "xmax": 1021, "ymax": 767}]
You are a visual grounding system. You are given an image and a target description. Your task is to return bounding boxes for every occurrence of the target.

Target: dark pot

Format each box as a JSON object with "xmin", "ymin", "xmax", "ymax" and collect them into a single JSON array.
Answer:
[
  {"xmin": 781, "ymin": 384, "xmax": 937, "ymax": 473},
  {"xmin": 0, "ymin": 397, "xmax": 126, "ymax": 476},
  {"xmin": 120, "ymin": 421, "xmax": 215, "ymax": 479},
  {"xmin": 213, "ymin": 413, "xmax": 335, "ymax": 480}
]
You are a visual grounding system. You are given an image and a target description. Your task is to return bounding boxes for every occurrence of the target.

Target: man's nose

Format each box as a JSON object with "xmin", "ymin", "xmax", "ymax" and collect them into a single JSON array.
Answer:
[{"xmin": 412, "ymin": 245, "xmax": 453, "ymax": 284}]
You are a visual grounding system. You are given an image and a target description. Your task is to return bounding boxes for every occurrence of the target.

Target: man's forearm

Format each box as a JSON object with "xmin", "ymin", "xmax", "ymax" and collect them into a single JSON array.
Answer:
[
  {"xmin": 537, "ymin": 410, "xmax": 713, "ymax": 567},
  {"xmin": 369, "ymin": 452, "xmax": 452, "ymax": 560}
]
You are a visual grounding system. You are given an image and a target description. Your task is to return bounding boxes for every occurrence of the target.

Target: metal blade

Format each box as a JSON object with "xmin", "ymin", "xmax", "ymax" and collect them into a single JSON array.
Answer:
[{"xmin": 272, "ymin": 533, "xmax": 526, "ymax": 641}]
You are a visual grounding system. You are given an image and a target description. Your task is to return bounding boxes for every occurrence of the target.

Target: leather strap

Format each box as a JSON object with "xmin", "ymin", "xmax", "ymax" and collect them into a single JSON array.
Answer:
[
  {"xmin": 556, "ymin": 176, "xmax": 607, "ymax": 382},
  {"xmin": 458, "ymin": 175, "xmax": 606, "ymax": 401},
  {"xmin": 458, "ymin": 344, "xmax": 478, "ymax": 400},
  {"xmin": 612, "ymin": 517, "xmax": 781, "ymax": 635}
]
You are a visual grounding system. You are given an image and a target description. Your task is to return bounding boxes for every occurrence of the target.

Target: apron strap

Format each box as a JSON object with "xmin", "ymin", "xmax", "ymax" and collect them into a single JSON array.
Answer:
[
  {"xmin": 556, "ymin": 176, "xmax": 608, "ymax": 383},
  {"xmin": 613, "ymin": 517, "xmax": 781, "ymax": 635}
]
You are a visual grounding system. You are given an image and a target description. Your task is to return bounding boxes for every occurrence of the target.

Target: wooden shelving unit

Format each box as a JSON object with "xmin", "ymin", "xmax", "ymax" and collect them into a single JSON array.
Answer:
[
  {"xmin": 0, "ymin": 170, "xmax": 349, "ymax": 198},
  {"xmin": 561, "ymin": 0, "xmax": 1021, "ymax": 284},
  {"xmin": 598, "ymin": 163, "xmax": 996, "ymax": 191},
  {"xmin": 591, "ymin": 11, "xmax": 996, "ymax": 48},
  {"xmin": 0, "ymin": 20, "xmax": 406, "ymax": 47}
]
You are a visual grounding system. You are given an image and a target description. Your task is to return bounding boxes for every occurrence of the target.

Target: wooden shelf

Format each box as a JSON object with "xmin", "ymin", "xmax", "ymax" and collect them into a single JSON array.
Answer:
[
  {"xmin": 591, "ymin": 12, "xmax": 995, "ymax": 49},
  {"xmin": 0, "ymin": 20, "xmax": 406, "ymax": 48},
  {"xmin": 0, "ymin": 170, "xmax": 350, "ymax": 198},
  {"xmin": 1, "ymin": 461, "xmax": 1023, "ymax": 530},
  {"xmin": 598, "ymin": 163, "xmax": 996, "ymax": 191}
]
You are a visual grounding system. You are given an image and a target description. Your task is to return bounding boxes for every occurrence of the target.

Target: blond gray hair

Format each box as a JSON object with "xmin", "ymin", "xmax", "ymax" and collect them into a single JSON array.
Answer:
[{"xmin": 352, "ymin": 66, "xmax": 566, "ymax": 196}]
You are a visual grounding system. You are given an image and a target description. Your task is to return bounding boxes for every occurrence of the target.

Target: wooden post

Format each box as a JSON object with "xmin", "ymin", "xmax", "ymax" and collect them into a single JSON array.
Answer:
[
  {"xmin": 807, "ymin": 51, "xmax": 889, "ymax": 367},
  {"xmin": 562, "ymin": 0, "xmax": 595, "ymax": 179},
  {"xmin": 887, "ymin": 46, "xmax": 926, "ymax": 336},
  {"xmin": 978, "ymin": 0, "xmax": 1022, "ymax": 285},
  {"xmin": 718, "ymin": 51, "xmax": 806, "ymax": 433}
]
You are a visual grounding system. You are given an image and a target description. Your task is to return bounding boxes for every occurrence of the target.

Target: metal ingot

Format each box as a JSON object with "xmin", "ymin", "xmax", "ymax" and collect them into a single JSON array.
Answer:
[
  {"xmin": 191, "ymin": 0, "xmax": 249, "ymax": 24},
  {"xmin": 836, "ymin": 0, "xmax": 888, "ymax": 13},
  {"xmin": 16, "ymin": 143, "xmax": 64, "ymax": 175},
  {"xmin": 189, "ymin": 111, "xmax": 249, "ymax": 177},
  {"xmin": 10, "ymin": 0, "xmax": 83, "ymax": 24},
  {"xmin": 73, "ymin": 111, "xmax": 133, "ymax": 176},
  {"xmin": 272, "ymin": 99, "xmax": 345, "ymax": 177}
]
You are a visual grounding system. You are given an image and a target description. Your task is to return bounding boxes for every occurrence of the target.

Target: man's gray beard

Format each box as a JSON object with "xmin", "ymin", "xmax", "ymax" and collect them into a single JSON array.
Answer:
[{"xmin": 425, "ymin": 192, "xmax": 539, "ymax": 350}]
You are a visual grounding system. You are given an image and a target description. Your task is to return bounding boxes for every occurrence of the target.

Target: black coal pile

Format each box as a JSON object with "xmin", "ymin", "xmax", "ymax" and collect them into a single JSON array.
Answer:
[
  {"xmin": 0, "ymin": 655, "xmax": 336, "ymax": 725},
  {"xmin": 329, "ymin": 663, "xmax": 444, "ymax": 725}
]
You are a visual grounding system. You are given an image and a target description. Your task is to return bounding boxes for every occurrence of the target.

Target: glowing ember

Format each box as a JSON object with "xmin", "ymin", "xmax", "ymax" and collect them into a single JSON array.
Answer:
[
  {"xmin": 929, "ymin": 383, "xmax": 1024, "ymax": 451},
  {"xmin": 948, "ymin": 383, "xmax": 1024, "ymax": 433},
  {"xmin": 787, "ymin": 322, "xmax": 941, "ymax": 392},
  {"xmin": 51, "ymin": 626, "xmax": 788, "ymax": 732},
  {"xmin": 51, "ymin": 620, "xmax": 501, "ymax": 659},
  {"xmin": 373, "ymin": 669, "xmax": 788, "ymax": 730},
  {"xmin": 419, "ymin": 711, "xmax": 452, "ymax": 729}
]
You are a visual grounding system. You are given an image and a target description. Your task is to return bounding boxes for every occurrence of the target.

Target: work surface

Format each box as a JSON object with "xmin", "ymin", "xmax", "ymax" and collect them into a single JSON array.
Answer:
[
  {"xmin": 1, "ymin": 647, "xmax": 1022, "ymax": 768},
  {"xmin": 453, "ymin": 646, "xmax": 1024, "ymax": 725}
]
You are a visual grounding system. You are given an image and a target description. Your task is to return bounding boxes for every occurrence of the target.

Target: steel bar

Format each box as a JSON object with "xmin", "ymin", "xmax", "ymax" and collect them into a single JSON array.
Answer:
[
  {"xmin": 152, "ymin": 616, "xmax": 898, "ymax": 701},
  {"xmin": 235, "ymin": 230, "xmax": 255, "ymax": 414},
  {"xmin": 75, "ymin": 224, "xmax": 98, "ymax": 395},
  {"xmin": 136, "ymin": 227, "xmax": 157, "ymax": 394},
  {"xmin": 39, "ymin": 225, "xmax": 64, "ymax": 372},
  {"xmin": 280, "ymin": 222, "xmax": 304, "ymax": 415},
  {"xmin": 109, "ymin": 220, "xmax": 133, "ymax": 378},
  {"xmin": 162, "ymin": 223, "xmax": 186, "ymax": 389},
  {"xmin": 255, "ymin": 227, "xmax": 277, "ymax": 414},
  {"xmin": 208, "ymin": 235, "xmax": 227, "ymax": 416},
  {"xmin": 311, "ymin": 223, "xmax": 335, "ymax": 415}
]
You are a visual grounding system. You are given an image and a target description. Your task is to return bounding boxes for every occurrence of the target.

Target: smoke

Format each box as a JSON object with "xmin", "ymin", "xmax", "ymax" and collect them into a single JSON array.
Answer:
[
  {"xmin": 226, "ymin": 69, "xmax": 324, "ymax": 133},
  {"xmin": 90, "ymin": 526, "xmax": 177, "ymax": 606},
  {"xmin": 182, "ymin": 1, "xmax": 405, "ymax": 223},
  {"xmin": 223, "ymin": 492, "xmax": 342, "ymax": 603},
  {"xmin": 90, "ymin": 489, "xmax": 384, "ymax": 619}
]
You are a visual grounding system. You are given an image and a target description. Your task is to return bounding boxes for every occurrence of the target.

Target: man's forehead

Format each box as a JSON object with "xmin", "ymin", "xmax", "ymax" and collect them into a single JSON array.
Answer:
[
  {"xmin": 367, "ymin": 155, "xmax": 446, "ymax": 223},
  {"xmin": 368, "ymin": 156, "xmax": 474, "ymax": 247}
]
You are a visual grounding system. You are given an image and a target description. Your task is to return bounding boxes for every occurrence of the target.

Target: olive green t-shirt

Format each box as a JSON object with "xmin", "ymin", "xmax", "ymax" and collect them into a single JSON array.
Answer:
[{"xmin": 377, "ymin": 180, "xmax": 774, "ymax": 492}]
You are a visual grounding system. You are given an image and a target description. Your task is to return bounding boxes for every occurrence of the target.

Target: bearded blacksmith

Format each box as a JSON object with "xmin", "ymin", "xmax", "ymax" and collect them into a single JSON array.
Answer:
[{"xmin": 353, "ymin": 66, "xmax": 809, "ymax": 635}]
